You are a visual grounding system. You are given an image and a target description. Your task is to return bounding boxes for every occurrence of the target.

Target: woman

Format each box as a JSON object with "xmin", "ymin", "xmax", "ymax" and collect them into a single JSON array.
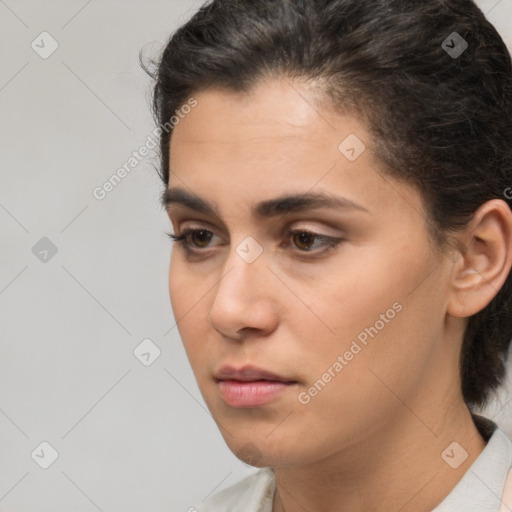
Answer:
[{"xmin": 144, "ymin": 0, "xmax": 512, "ymax": 510}]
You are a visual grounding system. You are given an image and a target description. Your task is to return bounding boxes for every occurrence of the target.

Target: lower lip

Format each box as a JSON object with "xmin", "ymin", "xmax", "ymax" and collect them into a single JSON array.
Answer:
[{"xmin": 218, "ymin": 379, "xmax": 295, "ymax": 407}]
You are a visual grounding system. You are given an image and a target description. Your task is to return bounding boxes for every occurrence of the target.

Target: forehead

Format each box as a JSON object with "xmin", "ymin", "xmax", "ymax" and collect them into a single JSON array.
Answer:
[
  {"xmin": 169, "ymin": 78, "xmax": 369, "ymax": 164},
  {"xmin": 169, "ymin": 78, "xmax": 371, "ymax": 184},
  {"xmin": 167, "ymin": 78, "xmax": 429, "ymax": 232},
  {"xmin": 173, "ymin": 78, "xmax": 324, "ymax": 137}
]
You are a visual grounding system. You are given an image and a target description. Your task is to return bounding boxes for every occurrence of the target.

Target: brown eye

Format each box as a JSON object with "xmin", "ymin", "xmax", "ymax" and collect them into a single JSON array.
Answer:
[
  {"xmin": 190, "ymin": 229, "xmax": 213, "ymax": 248},
  {"xmin": 292, "ymin": 231, "xmax": 316, "ymax": 251},
  {"xmin": 284, "ymin": 229, "xmax": 342, "ymax": 255}
]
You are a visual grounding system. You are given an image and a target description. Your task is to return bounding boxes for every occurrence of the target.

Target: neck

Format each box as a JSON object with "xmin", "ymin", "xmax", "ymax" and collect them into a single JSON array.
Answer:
[{"xmin": 272, "ymin": 402, "xmax": 486, "ymax": 512}]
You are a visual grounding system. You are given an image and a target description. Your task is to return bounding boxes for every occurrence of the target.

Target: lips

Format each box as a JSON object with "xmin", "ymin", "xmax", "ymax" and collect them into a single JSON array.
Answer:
[
  {"xmin": 214, "ymin": 365, "xmax": 298, "ymax": 407},
  {"xmin": 214, "ymin": 365, "xmax": 297, "ymax": 383}
]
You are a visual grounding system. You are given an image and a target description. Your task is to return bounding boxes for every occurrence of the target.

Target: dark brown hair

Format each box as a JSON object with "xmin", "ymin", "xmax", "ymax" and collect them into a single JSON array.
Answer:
[{"xmin": 142, "ymin": 0, "xmax": 512, "ymax": 408}]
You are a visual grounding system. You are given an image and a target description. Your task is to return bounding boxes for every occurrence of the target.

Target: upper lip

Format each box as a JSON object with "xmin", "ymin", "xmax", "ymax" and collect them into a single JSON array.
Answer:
[{"xmin": 214, "ymin": 365, "xmax": 297, "ymax": 383}]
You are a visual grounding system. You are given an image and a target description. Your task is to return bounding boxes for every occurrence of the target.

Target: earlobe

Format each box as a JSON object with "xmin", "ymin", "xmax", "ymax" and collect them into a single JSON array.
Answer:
[{"xmin": 446, "ymin": 199, "xmax": 512, "ymax": 319}]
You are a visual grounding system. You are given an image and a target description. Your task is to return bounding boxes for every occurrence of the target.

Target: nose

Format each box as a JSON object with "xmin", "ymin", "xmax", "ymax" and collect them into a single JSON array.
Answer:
[{"xmin": 208, "ymin": 245, "xmax": 279, "ymax": 340}]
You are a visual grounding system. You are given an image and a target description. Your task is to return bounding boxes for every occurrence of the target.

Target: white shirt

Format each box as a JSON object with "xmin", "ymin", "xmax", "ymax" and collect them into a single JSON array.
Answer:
[{"xmin": 193, "ymin": 415, "xmax": 512, "ymax": 512}]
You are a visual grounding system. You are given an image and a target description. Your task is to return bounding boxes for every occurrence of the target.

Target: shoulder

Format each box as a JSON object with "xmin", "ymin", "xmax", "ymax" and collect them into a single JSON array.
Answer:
[{"xmin": 191, "ymin": 468, "xmax": 276, "ymax": 512}]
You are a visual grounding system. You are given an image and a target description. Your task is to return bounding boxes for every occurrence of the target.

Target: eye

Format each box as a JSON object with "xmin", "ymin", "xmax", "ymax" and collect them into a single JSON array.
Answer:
[
  {"xmin": 282, "ymin": 228, "xmax": 342, "ymax": 254},
  {"xmin": 166, "ymin": 227, "xmax": 343, "ymax": 257},
  {"xmin": 166, "ymin": 228, "xmax": 219, "ymax": 250}
]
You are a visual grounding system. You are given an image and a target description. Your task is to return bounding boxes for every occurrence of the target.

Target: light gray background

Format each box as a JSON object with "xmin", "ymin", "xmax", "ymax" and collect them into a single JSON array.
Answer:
[{"xmin": 1, "ymin": 1, "xmax": 511, "ymax": 511}]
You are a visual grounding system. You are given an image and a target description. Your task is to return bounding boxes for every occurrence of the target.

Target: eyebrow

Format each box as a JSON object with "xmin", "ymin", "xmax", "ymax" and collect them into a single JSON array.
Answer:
[{"xmin": 162, "ymin": 187, "xmax": 369, "ymax": 218}]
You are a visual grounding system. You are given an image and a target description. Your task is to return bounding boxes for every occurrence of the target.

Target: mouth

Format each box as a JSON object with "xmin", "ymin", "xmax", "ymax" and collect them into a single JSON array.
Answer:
[{"xmin": 214, "ymin": 365, "xmax": 299, "ymax": 407}]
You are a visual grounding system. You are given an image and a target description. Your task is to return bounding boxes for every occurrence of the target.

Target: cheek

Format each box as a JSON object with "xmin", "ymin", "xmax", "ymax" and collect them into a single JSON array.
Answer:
[
  {"xmin": 168, "ymin": 256, "xmax": 185, "ymax": 322},
  {"xmin": 287, "ymin": 308, "xmax": 427, "ymax": 453},
  {"xmin": 169, "ymin": 254, "xmax": 204, "ymax": 319},
  {"xmin": 168, "ymin": 256, "xmax": 209, "ymax": 360},
  {"xmin": 292, "ymin": 246, "xmax": 441, "ymax": 406},
  {"xmin": 293, "ymin": 254, "xmax": 404, "ymax": 354},
  {"xmin": 318, "ymin": 235, "xmax": 437, "ymax": 346}
]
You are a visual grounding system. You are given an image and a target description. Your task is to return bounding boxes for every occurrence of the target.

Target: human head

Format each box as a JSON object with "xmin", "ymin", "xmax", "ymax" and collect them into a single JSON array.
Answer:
[{"xmin": 144, "ymin": 0, "xmax": 512, "ymax": 418}]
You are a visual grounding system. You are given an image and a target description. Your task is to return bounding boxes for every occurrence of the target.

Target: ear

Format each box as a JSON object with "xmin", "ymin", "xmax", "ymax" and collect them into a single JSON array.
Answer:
[{"xmin": 446, "ymin": 199, "xmax": 512, "ymax": 318}]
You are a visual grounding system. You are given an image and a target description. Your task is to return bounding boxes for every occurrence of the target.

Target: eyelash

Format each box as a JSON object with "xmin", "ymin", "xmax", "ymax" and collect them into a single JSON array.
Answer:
[{"xmin": 165, "ymin": 227, "xmax": 343, "ymax": 257}]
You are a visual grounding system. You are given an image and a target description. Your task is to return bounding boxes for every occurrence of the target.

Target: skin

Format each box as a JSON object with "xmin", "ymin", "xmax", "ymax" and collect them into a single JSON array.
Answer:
[{"xmin": 165, "ymin": 77, "xmax": 512, "ymax": 512}]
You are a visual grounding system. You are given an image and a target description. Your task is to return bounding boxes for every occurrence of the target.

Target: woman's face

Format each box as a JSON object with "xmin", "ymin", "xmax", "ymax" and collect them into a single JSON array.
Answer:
[{"xmin": 166, "ymin": 78, "xmax": 459, "ymax": 468}]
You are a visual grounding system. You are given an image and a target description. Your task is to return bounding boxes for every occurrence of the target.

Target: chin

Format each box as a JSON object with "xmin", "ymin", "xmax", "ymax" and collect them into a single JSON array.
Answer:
[{"xmin": 223, "ymin": 435, "xmax": 305, "ymax": 468}]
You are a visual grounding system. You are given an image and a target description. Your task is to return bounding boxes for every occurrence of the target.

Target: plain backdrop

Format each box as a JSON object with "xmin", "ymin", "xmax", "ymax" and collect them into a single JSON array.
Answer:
[{"xmin": 0, "ymin": 1, "xmax": 511, "ymax": 510}]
